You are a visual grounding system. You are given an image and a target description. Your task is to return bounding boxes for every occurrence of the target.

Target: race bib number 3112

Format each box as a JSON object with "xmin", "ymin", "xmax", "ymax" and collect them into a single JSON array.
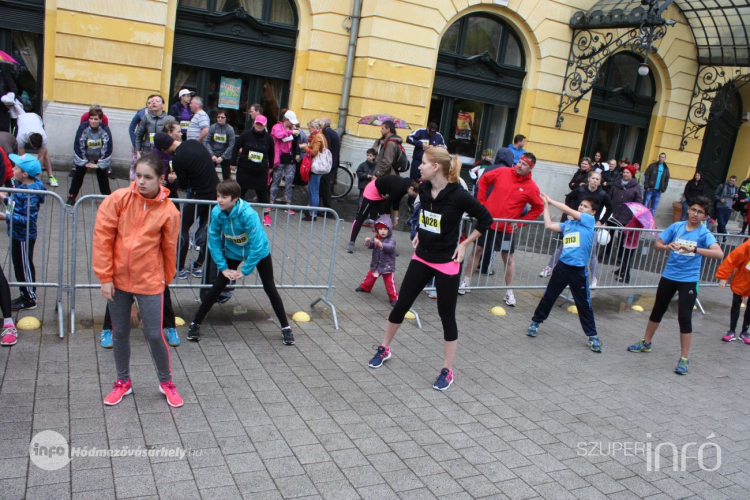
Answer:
[{"xmin": 419, "ymin": 210, "xmax": 442, "ymax": 234}]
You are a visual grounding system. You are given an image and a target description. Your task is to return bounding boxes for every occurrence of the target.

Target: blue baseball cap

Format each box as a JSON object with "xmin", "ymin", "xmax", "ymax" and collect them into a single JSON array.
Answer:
[{"xmin": 8, "ymin": 153, "xmax": 41, "ymax": 177}]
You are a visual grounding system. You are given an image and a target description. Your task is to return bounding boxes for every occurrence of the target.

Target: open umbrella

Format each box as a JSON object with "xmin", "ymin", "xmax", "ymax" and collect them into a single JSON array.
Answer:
[
  {"xmin": 625, "ymin": 202, "xmax": 657, "ymax": 235},
  {"xmin": 0, "ymin": 50, "xmax": 19, "ymax": 65},
  {"xmin": 357, "ymin": 114, "xmax": 410, "ymax": 129}
]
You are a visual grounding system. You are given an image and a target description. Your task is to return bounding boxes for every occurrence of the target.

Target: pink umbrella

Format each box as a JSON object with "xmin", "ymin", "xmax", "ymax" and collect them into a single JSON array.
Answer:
[
  {"xmin": 0, "ymin": 50, "xmax": 19, "ymax": 65},
  {"xmin": 625, "ymin": 202, "xmax": 657, "ymax": 235}
]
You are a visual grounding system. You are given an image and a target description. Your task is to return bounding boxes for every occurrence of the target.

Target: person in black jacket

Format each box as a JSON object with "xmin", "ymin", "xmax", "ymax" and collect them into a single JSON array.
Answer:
[
  {"xmin": 231, "ymin": 115, "xmax": 274, "ymax": 226},
  {"xmin": 320, "ymin": 117, "xmax": 340, "ymax": 209},
  {"xmin": 355, "ymin": 148, "xmax": 377, "ymax": 205},
  {"xmin": 681, "ymin": 171, "xmax": 705, "ymax": 222},
  {"xmin": 347, "ymin": 175, "xmax": 419, "ymax": 253},
  {"xmin": 164, "ymin": 134, "xmax": 220, "ymax": 279},
  {"xmin": 568, "ymin": 157, "xmax": 592, "ymax": 191},
  {"xmin": 366, "ymin": 146, "xmax": 492, "ymax": 392}
]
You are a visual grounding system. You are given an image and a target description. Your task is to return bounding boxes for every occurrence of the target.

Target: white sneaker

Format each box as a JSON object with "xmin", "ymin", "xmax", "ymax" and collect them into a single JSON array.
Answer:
[
  {"xmin": 48, "ymin": 176, "xmax": 59, "ymax": 187},
  {"xmin": 539, "ymin": 266, "xmax": 552, "ymax": 278},
  {"xmin": 504, "ymin": 290, "xmax": 516, "ymax": 307},
  {"xmin": 458, "ymin": 279, "xmax": 470, "ymax": 295},
  {"xmin": 590, "ymin": 278, "xmax": 598, "ymax": 288}
]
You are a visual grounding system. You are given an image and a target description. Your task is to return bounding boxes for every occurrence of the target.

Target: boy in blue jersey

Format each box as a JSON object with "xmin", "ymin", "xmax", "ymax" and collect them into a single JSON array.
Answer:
[
  {"xmin": 627, "ymin": 196, "xmax": 723, "ymax": 374},
  {"xmin": 526, "ymin": 193, "xmax": 603, "ymax": 352}
]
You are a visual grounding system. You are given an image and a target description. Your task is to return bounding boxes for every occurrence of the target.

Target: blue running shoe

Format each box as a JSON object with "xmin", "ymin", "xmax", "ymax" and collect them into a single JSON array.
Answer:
[
  {"xmin": 177, "ymin": 269, "xmax": 189, "ymax": 280},
  {"xmin": 627, "ymin": 338, "xmax": 652, "ymax": 352},
  {"xmin": 368, "ymin": 345, "xmax": 391, "ymax": 368},
  {"xmin": 675, "ymin": 357, "xmax": 689, "ymax": 375},
  {"xmin": 98, "ymin": 329, "xmax": 113, "ymax": 349},
  {"xmin": 588, "ymin": 335, "xmax": 602, "ymax": 353},
  {"xmin": 191, "ymin": 265, "xmax": 203, "ymax": 278},
  {"xmin": 433, "ymin": 368, "xmax": 453, "ymax": 391},
  {"xmin": 165, "ymin": 328, "xmax": 180, "ymax": 347},
  {"xmin": 526, "ymin": 321, "xmax": 539, "ymax": 337}
]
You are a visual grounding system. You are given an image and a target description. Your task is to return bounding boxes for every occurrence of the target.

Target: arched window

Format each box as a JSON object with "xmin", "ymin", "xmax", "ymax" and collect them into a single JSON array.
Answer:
[
  {"xmin": 439, "ymin": 14, "xmax": 524, "ymax": 69},
  {"xmin": 179, "ymin": 0, "xmax": 296, "ymax": 26}
]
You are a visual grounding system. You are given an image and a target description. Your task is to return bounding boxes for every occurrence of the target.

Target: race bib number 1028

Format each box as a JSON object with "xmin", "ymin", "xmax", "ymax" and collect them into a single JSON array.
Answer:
[{"xmin": 419, "ymin": 210, "xmax": 442, "ymax": 234}]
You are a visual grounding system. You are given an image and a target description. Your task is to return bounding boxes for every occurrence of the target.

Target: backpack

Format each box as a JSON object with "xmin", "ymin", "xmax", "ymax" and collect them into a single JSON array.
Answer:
[{"xmin": 386, "ymin": 139, "xmax": 409, "ymax": 173}]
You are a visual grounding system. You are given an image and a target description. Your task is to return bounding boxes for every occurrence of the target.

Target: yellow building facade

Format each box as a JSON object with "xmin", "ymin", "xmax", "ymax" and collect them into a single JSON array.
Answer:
[{"xmin": 2, "ymin": 0, "xmax": 748, "ymax": 219}]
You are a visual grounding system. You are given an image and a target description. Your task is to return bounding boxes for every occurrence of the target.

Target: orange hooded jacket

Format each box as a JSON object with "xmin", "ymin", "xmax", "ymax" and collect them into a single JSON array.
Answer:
[
  {"xmin": 715, "ymin": 238, "xmax": 750, "ymax": 296},
  {"xmin": 93, "ymin": 183, "xmax": 180, "ymax": 295}
]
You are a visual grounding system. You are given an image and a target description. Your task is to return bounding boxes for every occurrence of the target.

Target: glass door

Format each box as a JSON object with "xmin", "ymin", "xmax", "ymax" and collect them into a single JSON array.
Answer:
[{"xmin": 447, "ymin": 99, "xmax": 484, "ymax": 165}]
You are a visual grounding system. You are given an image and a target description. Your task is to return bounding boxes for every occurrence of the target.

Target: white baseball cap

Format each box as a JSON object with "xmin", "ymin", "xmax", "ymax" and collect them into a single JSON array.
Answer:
[
  {"xmin": 178, "ymin": 89, "xmax": 194, "ymax": 98},
  {"xmin": 284, "ymin": 110, "xmax": 299, "ymax": 125}
]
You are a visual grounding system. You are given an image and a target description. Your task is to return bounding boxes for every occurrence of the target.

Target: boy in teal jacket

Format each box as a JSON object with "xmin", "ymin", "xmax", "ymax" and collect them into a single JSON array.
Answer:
[{"xmin": 187, "ymin": 179, "xmax": 294, "ymax": 345}]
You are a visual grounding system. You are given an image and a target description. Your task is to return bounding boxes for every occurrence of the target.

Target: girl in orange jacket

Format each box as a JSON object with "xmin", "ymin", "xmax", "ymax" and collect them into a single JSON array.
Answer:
[
  {"xmin": 716, "ymin": 238, "xmax": 750, "ymax": 344},
  {"xmin": 93, "ymin": 154, "xmax": 183, "ymax": 407}
]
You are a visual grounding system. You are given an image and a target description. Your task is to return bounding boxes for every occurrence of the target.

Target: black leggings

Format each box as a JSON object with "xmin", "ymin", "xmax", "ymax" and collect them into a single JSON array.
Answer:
[
  {"xmin": 0, "ymin": 264, "xmax": 12, "ymax": 318},
  {"xmin": 389, "ymin": 259, "xmax": 460, "ymax": 342},
  {"xmin": 241, "ymin": 188, "xmax": 270, "ymax": 207},
  {"xmin": 192, "ymin": 254, "xmax": 288, "ymax": 328},
  {"xmin": 178, "ymin": 201, "xmax": 210, "ymax": 271},
  {"xmin": 649, "ymin": 277, "xmax": 698, "ymax": 334},
  {"xmin": 220, "ymin": 159, "xmax": 232, "ymax": 180},
  {"xmin": 69, "ymin": 165, "xmax": 111, "ymax": 199},
  {"xmin": 349, "ymin": 197, "xmax": 388, "ymax": 244},
  {"xmin": 103, "ymin": 286, "xmax": 176, "ymax": 330},
  {"xmin": 730, "ymin": 293, "xmax": 750, "ymax": 333}
]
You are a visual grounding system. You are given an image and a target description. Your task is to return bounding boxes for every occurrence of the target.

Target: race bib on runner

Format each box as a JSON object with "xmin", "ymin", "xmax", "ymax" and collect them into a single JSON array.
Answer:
[
  {"xmin": 419, "ymin": 210, "xmax": 442, "ymax": 234},
  {"xmin": 86, "ymin": 138, "xmax": 103, "ymax": 148},
  {"xmin": 563, "ymin": 232, "xmax": 580, "ymax": 248},
  {"xmin": 675, "ymin": 238, "xmax": 697, "ymax": 256},
  {"xmin": 180, "ymin": 120, "xmax": 190, "ymax": 130},
  {"xmin": 213, "ymin": 133, "xmax": 227, "ymax": 144},
  {"xmin": 149, "ymin": 132, "xmax": 155, "ymax": 143},
  {"xmin": 248, "ymin": 151, "xmax": 263, "ymax": 163},
  {"xmin": 225, "ymin": 232, "xmax": 249, "ymax": 246}
]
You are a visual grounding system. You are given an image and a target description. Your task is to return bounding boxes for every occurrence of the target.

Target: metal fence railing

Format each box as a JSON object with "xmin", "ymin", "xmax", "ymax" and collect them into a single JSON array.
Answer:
[
  {"xmin": 0, "ymin": 187, "xmax": 66, "ymax": 338},
  {"xmin": 68, "ymin": 196, "xmax": 342, "ymax": 335}
]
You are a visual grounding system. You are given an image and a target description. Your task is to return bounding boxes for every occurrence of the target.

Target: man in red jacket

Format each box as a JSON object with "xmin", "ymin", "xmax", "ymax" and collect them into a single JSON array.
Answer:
[{"xmin": 460, "ymin": 152, "xmax": 543, "ymax": 306}]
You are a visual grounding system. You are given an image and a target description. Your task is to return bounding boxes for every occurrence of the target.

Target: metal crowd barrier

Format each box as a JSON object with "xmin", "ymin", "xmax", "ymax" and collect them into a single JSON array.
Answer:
[
  {"xmin": 0, "ymin": 187, "xmax": 66, "ymax": 338},
  {"xmin": 68, "ymin": 195, "xmax": 342, "ymax": 334}
]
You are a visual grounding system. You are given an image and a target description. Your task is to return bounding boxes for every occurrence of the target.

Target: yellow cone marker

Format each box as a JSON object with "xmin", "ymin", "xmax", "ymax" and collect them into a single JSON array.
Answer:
[
  {"xmin": 17, "ymin": 316, "xmax": 41, "ymax": 330},
  {"xmin": 174, "ymin": 316, "xmax": 186, "ymax": 326},
  {"xmin": 567, "ymin": 305, "xmax": 578, "ymax": 314},
  {"xmin": 693, "ymin": 305, "xmax": 697, "ymax": 310},
  {"xmin": 292, "ymin": 311, "xmax": 311, "ymax": 322},
  {"xmin": 631, "ymin": 305, "xmax": 644, "ymax": 312},
  {"xmin": 405, "ymin": 311, "xmax": 416, "ymax": 320},
  {"xmin": 490, "ymin": 306, "xmax": 507, "ymax": 316}
]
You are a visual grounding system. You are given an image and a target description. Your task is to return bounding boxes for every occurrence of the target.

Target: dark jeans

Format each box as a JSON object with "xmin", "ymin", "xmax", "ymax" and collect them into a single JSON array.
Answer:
[
  {"xmin": 69, "ymin": 166, "xmax": 112, "ymax": 199},
  {"xmin": 319, "ymin": 171, "xmax": 332, "ymax": 208},
  {"xmin": 716, "ymin": 206, "xmax": 733, "ymax": 235},
  {"xmin": 532, "ymin": 261, "xmax": 597, "ymax": 337},
  {"xmin": 178, "ymin": 201, "xmax": 210, "ymax": 271},
  {"xmin": 220, "ymin": 159, "xmax": 232, "ymax": 180}
]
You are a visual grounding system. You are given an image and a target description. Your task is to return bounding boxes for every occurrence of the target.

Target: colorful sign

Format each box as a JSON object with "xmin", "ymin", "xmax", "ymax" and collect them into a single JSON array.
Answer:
[
  {"xmin": 218, "ymin": 77, "xmax": 242, "ymax": 110},
  {"xmin": 455, "ymin": 111, "xmax": 474, "ymax": 140}
]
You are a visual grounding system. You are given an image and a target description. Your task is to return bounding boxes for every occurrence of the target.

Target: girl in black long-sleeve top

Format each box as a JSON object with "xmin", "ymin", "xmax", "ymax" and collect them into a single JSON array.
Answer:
[{"xmin": 366, "ymin": 147, "xmax": 493, "ymax": 392}]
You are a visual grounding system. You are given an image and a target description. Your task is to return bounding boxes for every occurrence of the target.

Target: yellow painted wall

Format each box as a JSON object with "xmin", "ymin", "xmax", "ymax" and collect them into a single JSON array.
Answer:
[{"xmin": 39, "ymin": 0, "xmax": 749, "ymax": 181}]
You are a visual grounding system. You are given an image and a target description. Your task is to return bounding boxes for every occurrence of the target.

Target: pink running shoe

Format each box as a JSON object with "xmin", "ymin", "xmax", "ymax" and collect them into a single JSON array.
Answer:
[
  {"xmin": 722, "ymin": 331, "xmax": 737, "ymax": 342},
  {"xmin": 104, "ymin": 379, "xmax": 133, "ymax": 406},
  {"xmin": 263, "ymin": 214, "xmax": 272, "ymax": 227},
  {"xmin": 159, "ymin": 381, "xmax": 184, "ymax": 408},
  {"xmin": 285, "ymin": 209, "xmax": 296, "ymax": 215},
  {"xmin": 741, "ymin": 332, "xmax": 750, "ymax": 345},
  {"xmin": 1, "ymin": 326, "xmax": 18, "ymax": 346}
]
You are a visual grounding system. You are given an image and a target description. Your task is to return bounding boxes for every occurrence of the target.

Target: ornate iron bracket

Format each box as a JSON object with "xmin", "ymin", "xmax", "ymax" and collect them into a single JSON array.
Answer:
[
  {"xmin": 555, "ymin": 22, "xmax": 669, "ymax": 128},
  {"xmin": 680, "ymin": 67, "xmax": 750, "ymax": 150}
]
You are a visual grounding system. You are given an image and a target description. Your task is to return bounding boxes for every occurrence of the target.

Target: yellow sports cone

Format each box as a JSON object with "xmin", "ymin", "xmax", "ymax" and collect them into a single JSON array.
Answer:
[
  {"xmin": 631, "ymin": 305, "xmax": 644, "ymax": 312},
  {"xmin": 174, "ymin": 316, "xmax": 186, "ymax": 326},
  {"xmin": 567, "ymin": 305, "xmax": 578, "ymax": 314},
  {"xmin": 17, "ymin": 316, "xmax": 41, "ymax": 330},
  {"xmin": 405, "ymin": 311, "xmax": 416, "ymax": 319},
  {"xmin": 490, "ymin": 306, "xmax": 507, "ymax": 316},
  {"xmin": 292, "ymin": 311, "xmax": 311, "ymax": 322}
]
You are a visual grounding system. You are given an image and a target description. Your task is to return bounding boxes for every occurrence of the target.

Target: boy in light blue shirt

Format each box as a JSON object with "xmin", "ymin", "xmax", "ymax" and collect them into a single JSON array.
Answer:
[
  {"xmin": 527, "ymin": 193, "xmax": 602, "ymax": 352},
  {"xmin": 627, "ymin": 196, "xmax": 723, "ymax": 375}
]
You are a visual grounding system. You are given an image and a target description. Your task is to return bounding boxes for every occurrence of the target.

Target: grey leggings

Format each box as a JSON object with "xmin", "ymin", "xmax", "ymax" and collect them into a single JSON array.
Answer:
[
  {"xmin": 110, "ymin": 289, "xmax": 171, "ymax": 384},
  {"xmin": 270, "ymin": 163, "xmax": 296, "ymax": 204}
]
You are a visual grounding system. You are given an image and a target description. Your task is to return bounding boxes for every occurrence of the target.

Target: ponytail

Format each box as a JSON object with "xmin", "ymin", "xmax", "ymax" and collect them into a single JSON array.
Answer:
[
  {"xmin": 424, "ymin": 147, "xmax": 462, "ymax": 183},
  {"xmin": 448, "ymin": 155, "xmax": 461, "ymax": 184}
]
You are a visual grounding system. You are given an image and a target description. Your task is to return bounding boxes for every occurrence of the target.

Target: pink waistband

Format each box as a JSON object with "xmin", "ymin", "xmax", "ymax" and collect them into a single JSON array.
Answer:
[{"xmin": 412, "ymin": 254, "xmax": 460, "ymax": 275}]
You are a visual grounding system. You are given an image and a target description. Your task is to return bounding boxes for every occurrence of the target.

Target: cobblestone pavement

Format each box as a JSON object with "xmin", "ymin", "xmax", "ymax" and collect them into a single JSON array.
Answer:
[{"xmin": 0, "ymin": 172, "xmax": 748, "ymax": 500}]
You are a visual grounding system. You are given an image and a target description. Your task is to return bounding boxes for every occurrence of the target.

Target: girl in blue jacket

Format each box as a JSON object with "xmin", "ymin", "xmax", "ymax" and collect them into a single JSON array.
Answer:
[{"xmin": 187, "ymin": 179, "xmax": 293, "ymax": 345}]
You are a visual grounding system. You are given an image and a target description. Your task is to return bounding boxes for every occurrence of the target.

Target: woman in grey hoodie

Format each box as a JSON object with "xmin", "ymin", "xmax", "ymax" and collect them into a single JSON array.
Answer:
[{"xmin": 206, "ymin": 109, "xmax": 235, "ymax": 180}]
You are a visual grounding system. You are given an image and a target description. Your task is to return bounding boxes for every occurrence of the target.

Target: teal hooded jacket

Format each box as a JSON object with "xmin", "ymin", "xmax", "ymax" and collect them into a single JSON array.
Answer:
[{"xmin": 208, "ymin": 198, "xmax": 270, "ymax": 276}]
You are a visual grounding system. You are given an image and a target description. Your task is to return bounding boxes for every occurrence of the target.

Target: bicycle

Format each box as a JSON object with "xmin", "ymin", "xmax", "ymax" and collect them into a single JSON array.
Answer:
[{"xmin": 331, "ymin": 161, "xmax": 354, "ymax": 199}]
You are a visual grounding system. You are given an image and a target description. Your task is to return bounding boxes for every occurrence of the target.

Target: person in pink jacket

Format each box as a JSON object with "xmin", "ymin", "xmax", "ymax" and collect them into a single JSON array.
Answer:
[{"xmin": 270, "ymin": 110, "xmax": 301, "ymax": 212}]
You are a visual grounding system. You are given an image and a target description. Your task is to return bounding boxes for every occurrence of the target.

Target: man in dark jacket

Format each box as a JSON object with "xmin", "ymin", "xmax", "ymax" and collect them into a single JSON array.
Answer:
[
  {"xmin": 373, "ymin": 121, "xmax": 402, "ymax": 178},
  {"xmin": 320, "ymin": 117, "xmax": 339, "ymax": 209},
  {"xmin": 715, "ymin": 175, "xmax": 739, "ymax": 235},
  {"xmin": 643, "ymin": 153, "xmax": 670, "ymax": 215},
  {"xmin": 406, "ymin": 122, "xmax": 445, "ymax": 208},
  {"xmin": 162, "ymin": 134, "xmax": 220, "ymax": 278}
]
